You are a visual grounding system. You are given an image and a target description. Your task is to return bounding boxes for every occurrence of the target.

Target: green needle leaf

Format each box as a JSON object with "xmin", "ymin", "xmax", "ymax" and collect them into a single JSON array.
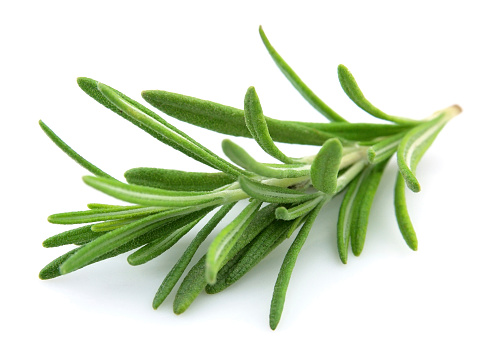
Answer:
[
  {"xmin": 269, "ymin": 199, "xmax": 325, "ymax": 330},
  {"xmin": 349, "ymin": 159, "xmax": 390, "ymax": 256},
  {"xmin": 42, "ymin": 225, "xmax": 104, "ymax": 248},
  {"xmin": 310, "ymin": 138, "xmax": 343, "ymax": 194},
  {"xmin": 39, "ymin": 120, "xmax": 116, "ymax": 180},
  {"xmin": 299, "ymin": 122, "xmax": 408, "ymax": 141},
  {"xmin": 127, "ymin": 216, "xmax": 204, "ymax": 266},
  {"xmin": 336, "ymin": 175, "xmax": 361, "ymax": 264},
  {"xmin": 173, "ymin": 256, "xmax": 207, "ymax": 314},
  {"xmin": 244, "ymin": 86, "xmax": 295, "ymax": 163},
  {"xmin": 337, "ymin": 65, "xmax": 417, "ymax": 125},
  {"xmin": 211, "ymin": 216, "xmax": 306, "ymax": 293},
  {"xmin": 239, "ymin": 176, "xmax": 318, "ymax": 204},
  {"xmin": 95, "ymin": 82, "xmax": 246, "ymax": 178},
  {"xmin": 205, "ymin": 200, "xmax": 262, "ymax": 284},
  {"xmin": 394, "ymin": 173, "xmax": 418, "ymax": 250},
  {"xmin": 59, "ymin": 212, "xmax": 172, "ymax": 274},
  {"xmin": 125, "ymin": 168, "xmax": 236, "ymax": 191},
  {"xmin": 259, "ymin": 26, "xmax": 347, "ymax": 123},
  {"xmin": 39, "ymin": 248, "xmax": 81, "ymax": 280},
  {"xmin": 153, "ymin": 203, "xmax": 236, "ymax": 309},
  {"xmin": 141, "ymin": 90, "xmax": 335, "ymax": 146},
  {"xmin": 82, "ymin": 176, "xmax": 232, "ymax": 208},
  {"xmin": 222, "ymin": 139, "xmax": 309, "ymax": 178},
  {"xmin": 173, "ymin": 203, "xmax": 278, "ymax": 313},
  {"xmin": 48, "ymin": 206, "xmax": 167, "ymax": 225},
  {"xmin": 397, "ymin": 106, "xmax": 459, "ymax": 192}
]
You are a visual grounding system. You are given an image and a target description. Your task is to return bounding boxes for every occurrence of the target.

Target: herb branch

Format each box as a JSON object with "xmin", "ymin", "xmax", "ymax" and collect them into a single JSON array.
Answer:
[{"xmin": 39, "ymin": 26, "xmax": 461, "ymax": 329}]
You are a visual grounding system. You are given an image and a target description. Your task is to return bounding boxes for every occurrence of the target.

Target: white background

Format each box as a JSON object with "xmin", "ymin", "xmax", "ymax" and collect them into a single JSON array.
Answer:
[{"xmin": 2, "ymin": 1, "xmax": 485, "ymax": 354}]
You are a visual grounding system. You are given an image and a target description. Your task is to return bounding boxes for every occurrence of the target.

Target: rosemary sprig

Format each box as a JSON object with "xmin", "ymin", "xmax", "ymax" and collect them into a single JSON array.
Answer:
[{"xmin": 39, "ymin": 27, "xmax": 461, "ymax": 329}]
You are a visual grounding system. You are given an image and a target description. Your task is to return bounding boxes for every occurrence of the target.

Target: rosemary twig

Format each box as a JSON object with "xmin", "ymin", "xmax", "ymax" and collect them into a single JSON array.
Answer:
[{"xmin": 38, "ymin": 26, "xmax": 461, "ymax": 330}]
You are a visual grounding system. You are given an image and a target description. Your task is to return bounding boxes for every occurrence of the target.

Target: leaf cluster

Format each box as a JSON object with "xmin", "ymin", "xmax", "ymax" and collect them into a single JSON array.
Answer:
[{"xmin": 39, "ymin": 26, "xmax": 461, "ymax": 329}]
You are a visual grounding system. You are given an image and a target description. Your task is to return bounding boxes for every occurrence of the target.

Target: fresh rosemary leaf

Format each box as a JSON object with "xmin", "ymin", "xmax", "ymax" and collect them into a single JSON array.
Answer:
[
  {"xmin": 239, "ymin": 176, "xmax": 318, "ymax": 204},
  {"xmin": 367, "ymin": 132, "xmax": 406, "ymax": 164},
  {"xmin": 311, "ymin": 138, "xmax": 343, "ymax": 194},
  {"xmin": 83, "ymin": 176, "xmax": 231, "ymax": 208},
  {"xmin": 216, "ymin": 217, "xmax": 306, "ymax": 292},
  {"xmin": 90, "ymin": 217, "xmax": 142, "ymax": 232},
  {"xmin": 222, "ymin": 139, "xmax": 309, "ymax": 178},
  {"xmin": 275, "ymin": 196, "xmax": 327, "ymax": 221},
  {"xmin": 297, "ymin": 122, "xmax": 408, "ymax": 141},
  {"xmin": 41, "ymin": 213, "xmax": 198, "ymax": 279},
  {"xmin": 396, "ymin": 107, "xmax": 458, "ymax": 192},
  {"xmin": 337, "ymin": 175, "xmax": 361, "ymax": 264},
  {"xmin": 269, "ymin": 200, "xmax": 325, "ymax": 330},
  {"xmin": 42, "ymin": 225, "xmax": 103, "ymax": 248},
  {"xmin": 244, "ymin": 86, "xmax": 295, "ymax": 163},
  {"xmin": 127, "ymin": 217, "xmax": 204, "ymax": 266},
  {"xmin": 394, "ymin": 173, "xmax": 418, "ymax": 250},
  {"xmin": 96, "ymin": 82, "xmax": 246, "ymax": 178},
  {"xmin": 337, "ymin": 65, "xmax": 417, "ymax": 125},
  {"xmin": 39, "ymin": 248, "xmax": 81, "ymax": 280},
  {"xmin": 48, "ymin": 206, "xmax": 167, "ymax": 225},
  {"xmin": 205, "ymin": 243, "xmax": 252, "ymax": 294},
  {"xmin": 350, "ymin": 159, "xmax": 390, "ymax": 256},
  {"xmin": 259, "ymin": 27, "xmax": 347, "ymax": 123},
  {"xmin": 39, "ymin": 120, "xmax": 115, "ymax": 180},
  {"xmin": 173, "ymin": 256, "xmax": 207, "ymax": 314},
  {"xmin": 59, "ymin": 212, "xmax": 177, "ymax": 274},
  {"xmin": 141, "ymin": 90, "xmax": 334, "ymax": 146},
  {"xmin": 153, "ymin": 203, "xmax": 236, "ymax": 309},
  {"xmin": 205, "ymin": 200, "xmax": 262, "ymax": 284},
  {"xmin": 125, "ymin": 167, "xmax": 236, "ymax": 191},
  {"xmin": 173, "ymin": 204, "xmax": 278, "ymax": 312}
]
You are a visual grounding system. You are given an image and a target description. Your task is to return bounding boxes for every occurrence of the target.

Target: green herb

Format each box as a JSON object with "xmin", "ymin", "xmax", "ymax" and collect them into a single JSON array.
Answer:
[{"xmin": 39, "ymin": 27, "xmax": 461, "ymax": 329}]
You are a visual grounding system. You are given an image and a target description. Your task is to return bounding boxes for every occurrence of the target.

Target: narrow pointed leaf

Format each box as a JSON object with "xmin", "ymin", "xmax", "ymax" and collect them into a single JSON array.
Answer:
[
  {"xmin": 42, "ymin": 225, "xmax": 104, "ymax": 248},
  {"xmin": 96, "ymin": 82, "xmax": 246, "ymax": 177},
  {"xmin": 39, "ymin": 248, "xmax": 81, "ymax": 280},
  {"xmin": 259, "ymin": 27, "xmax": 347, "ymax": 123},
  {"xmin": 83, "ymin": 175, "xmax": 230, "ymax": 208},
  {"xmin": 211, "ymin": 216, "xmax": 306, "ymax": 293},
  {"xmin": 48, "ymin": 206, "xmax": 167, "ymax": 225},
  {"xmin": 222, "ymin": 139, "xmax": 309, "ymax": 178},
  {"xmin": 397, "ymin": 107, "xmax": 459, "ymax": 192},
  {"xmin": 39, "ymin": 120, "xmax": 115, "ymax": 180},
  {"xmin": 125, "ymin": 168, "xmax": 236, "ymax": 191},
  {"xmin": 337, "ymin": 175, "xmax": 361, "ymax": 264},
  {"xmin": 141, "ymin": 90, "xmax": 335, "ymax": 146},
  {"xmin": 310, "ymin": 138, "xmax": 343, "ymax": 194},
  {"xmin": 394, "ymin": 173, "xmax": 418, "ymax": 250},
  {"xmin": 239, "ymin": 176, "xmax": 318, "ymax": 204},
  {"xmin": 205, "ymin": 200, "xmax": 262, "ymax": 284},
  {"xmin": 173, "ymin": 256, "xmax": 207, "ymax": 314},
  {"xmin": 153, "ymin": 203, "xmax": 236, "ymax": 309},
  {"xmin": 59, "ymin": 212, "xmax": 173, "ymax": 274},
  {"xmin": 350, "ymin": 159, "xmax": 390, "ymax": 256},
  {"xmin": 173, "ymin": 203, "xmax": 278, "ymax": 313},
  {"xmin": 337, "ymin": 64, "xmax": 417, "ymax": 125},
  {"xmin": 244, "ymin": 86, "xmax": 294, "ymax": 163},
  {"xmin": 298, "ymin": 122, "xmax": 408, "ymax": 141},
  {"xmin": 269, "ymin": 200, "xmax": 325, "ymax": 330},
  {"xmin": 127, "ymin": 217, "xmax": 203, "ymax": 266}
]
